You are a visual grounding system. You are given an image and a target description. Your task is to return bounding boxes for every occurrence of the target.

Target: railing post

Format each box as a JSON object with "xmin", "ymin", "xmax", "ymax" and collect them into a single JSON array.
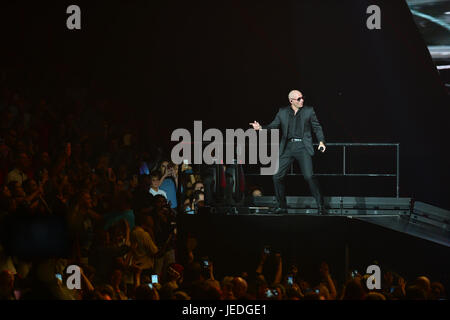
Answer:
[
  {"xmin": 396, "ymin": 144, "xmax": 400, "ymax": 198},
  {"xmin": 343, "ymin": 146, "xmax": 346, "ymax": 176}
]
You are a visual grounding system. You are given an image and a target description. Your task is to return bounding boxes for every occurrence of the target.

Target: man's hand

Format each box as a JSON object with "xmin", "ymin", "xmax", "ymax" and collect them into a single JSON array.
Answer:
[
  {"xmin": 249, "ymin": 121, "xmax": 261, "ymax": 130},
  {"xmin": 318, "ymin": 141, "xmax": 326, "ymax": 153}
]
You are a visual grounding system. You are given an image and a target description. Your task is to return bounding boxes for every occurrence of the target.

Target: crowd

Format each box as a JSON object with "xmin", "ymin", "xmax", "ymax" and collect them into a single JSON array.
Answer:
[{"xmin": 0, "ymin": 82, "xmax": 447, "ymax": 301}]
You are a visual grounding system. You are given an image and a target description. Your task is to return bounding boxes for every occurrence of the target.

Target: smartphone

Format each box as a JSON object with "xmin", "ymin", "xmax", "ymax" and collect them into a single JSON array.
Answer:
[
  {"xmin": 139, "ymin": 162, "xmax": 150, "ymax": 175},
  {"xmin": 151, "ymin": 274, "xmax": 159, "ymax": 284},
  {"xmin": 265, "ymin": 289, "xmax": 273, "ymax": 298},
  {"xmin": 390, "ymin": 287, "xmax": 395, "ymax": 294},
  {"xmin": 183, "ymin": 159, "xmax": 189, "ymax": 165},
  {"xmin": 351, "ymin": 270, "xmax": 358, "ymax": 278},
  {"xmin": 203, "ymin": 260, "xmax": 209, "ymax": 267},
  {"xmin": 287, "ymin": 276, "xmax": 294, "ymax": 286},
  {"xmin": 264, "ymin": 247, "xmax": 271, "ymax": 254},
  {"xmin": 55, "ymin": 273, "xmax": 62, "ymax": 281},
  {"xmin": 315, "ymin": 289, "xmax": 320, "ymax": 294},
  {"xmin": 148, "ymin": 283, "xmax": 153, "ymax": 289}
]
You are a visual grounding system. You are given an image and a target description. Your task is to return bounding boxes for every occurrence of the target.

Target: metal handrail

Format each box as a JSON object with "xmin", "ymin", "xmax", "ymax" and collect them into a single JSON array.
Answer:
[{"xmin": 246, "ymin": 143, "xmax": 400, "ymax": 198}]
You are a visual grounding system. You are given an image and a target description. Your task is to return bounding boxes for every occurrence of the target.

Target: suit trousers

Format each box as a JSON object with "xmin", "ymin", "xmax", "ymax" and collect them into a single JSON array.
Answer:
[{"xmin": 273, "ymin": 141, "xmax": 323, "ymax": 208}]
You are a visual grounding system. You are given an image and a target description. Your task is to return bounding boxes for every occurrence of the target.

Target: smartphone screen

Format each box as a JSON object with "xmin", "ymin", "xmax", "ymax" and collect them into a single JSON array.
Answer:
[
  {"xmin": 151, "ymin": 274, "xmax": 158, "ymax": 284},
  {"xmin": 139, "ymin": 162, "xmax": 150, "ymax": 175},
  {"xmin": 287, "ymin": 276, "xmax": 293, "ymax": 285},
  {"xmin": 55, "ymin": 273, "xmax": 62, "ymax": 281},
  {"xmin": 265, "ymin": 289, "xmax": 273, "ymax": 298},
  {"xmin": 148, "ymin": 283, "xmax": 153, "ymax": 289}
]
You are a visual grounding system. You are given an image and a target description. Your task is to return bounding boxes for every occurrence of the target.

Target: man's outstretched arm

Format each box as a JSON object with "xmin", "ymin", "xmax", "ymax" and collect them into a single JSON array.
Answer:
[{"xmin": 249, "ymin": 110, "xmax": 282, "ymax": 131}]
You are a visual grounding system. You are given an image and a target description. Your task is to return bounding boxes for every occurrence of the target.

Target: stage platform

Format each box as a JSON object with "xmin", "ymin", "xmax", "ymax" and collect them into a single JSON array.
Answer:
[
  {"xmin": 198, "ymin": 196, "xmax": 450, "ymax": 247},
  {"xmin": 176, "ymin": 196, "xmax": 450, "ymax": 287}
]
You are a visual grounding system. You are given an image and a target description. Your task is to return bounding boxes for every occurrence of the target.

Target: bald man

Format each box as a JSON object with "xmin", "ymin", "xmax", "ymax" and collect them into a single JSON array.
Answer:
[{"xmin": 249, "ymin": 90, "xmax": 327, "ymax": 215}]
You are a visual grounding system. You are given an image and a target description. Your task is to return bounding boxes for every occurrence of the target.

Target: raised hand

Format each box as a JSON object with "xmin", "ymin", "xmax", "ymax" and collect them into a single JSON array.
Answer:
[{"xmin": 249, "ymin": 121, "xmax": 261, "ymax": 130}]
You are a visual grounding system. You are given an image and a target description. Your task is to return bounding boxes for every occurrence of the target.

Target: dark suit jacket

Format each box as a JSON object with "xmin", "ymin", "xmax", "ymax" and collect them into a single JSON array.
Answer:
[{"xmin": 262, "ymin": 105, "xmax": 325, "ymax": 156}]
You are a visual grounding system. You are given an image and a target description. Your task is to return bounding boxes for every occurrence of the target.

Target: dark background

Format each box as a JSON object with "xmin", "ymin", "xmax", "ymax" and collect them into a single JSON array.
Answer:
[{"xmin": 1, "ymin": 0, "xmax": 449, "ymax": 208}]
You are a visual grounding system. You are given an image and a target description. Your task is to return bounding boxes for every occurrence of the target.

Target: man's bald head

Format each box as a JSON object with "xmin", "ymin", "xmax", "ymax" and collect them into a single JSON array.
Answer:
[
  {"xmin": 288, "ymin": 90, "xmax": 302, "ymax": 100},
  {"xmin": 288, "ymin": 90, "xmax": 304, "ymax": 109}
]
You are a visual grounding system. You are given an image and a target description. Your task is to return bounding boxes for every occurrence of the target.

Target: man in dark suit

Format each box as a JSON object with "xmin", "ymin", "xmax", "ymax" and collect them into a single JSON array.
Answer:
[{"xmin": 249, "ymin": 90, "xmax": 327, "ymax": 214}]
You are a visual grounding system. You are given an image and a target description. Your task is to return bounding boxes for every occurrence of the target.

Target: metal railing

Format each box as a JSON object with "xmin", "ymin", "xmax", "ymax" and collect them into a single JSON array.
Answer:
[{"xmin": 247, "ymin": 143, "xmax": 400, "ymax": 198}]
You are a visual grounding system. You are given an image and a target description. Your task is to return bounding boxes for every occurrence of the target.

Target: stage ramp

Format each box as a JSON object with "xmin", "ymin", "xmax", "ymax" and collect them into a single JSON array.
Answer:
[{"xmin": 178, "ymin": 196, "xmax": 450, "ymax": 287}]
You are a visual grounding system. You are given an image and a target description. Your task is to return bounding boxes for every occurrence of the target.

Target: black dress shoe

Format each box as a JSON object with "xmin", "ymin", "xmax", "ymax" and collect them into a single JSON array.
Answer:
[{"xmin": 272, "ymin": 207, "xmax": 288, "ymax": 214}]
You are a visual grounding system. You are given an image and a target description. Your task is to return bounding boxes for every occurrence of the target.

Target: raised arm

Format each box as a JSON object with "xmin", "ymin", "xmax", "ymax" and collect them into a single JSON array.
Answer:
[
  {"xmin": 256, "ymin": 251, "xmax": 268, "ymax": 276},
  {"xmin": 320, "ymin": 262, "xmax": 337, "ymax": 299},
  {"xmin": 273, "ymin": 253, "xmax": 283, "ymax": 285}
]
